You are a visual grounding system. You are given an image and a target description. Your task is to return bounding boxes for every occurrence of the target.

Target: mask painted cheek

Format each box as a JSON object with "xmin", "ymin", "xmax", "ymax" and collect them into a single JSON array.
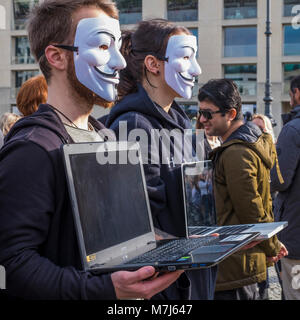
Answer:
[
  {"xmin": 170, "ymin": 58, "xmax": 190, "ymax": 73},
  {"xmin": 81, "ymin": 49, "xmax": 110, "ymax": 67}
]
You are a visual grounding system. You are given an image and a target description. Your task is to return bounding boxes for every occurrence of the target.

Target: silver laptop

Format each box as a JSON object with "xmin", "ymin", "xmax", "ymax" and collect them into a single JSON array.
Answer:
[
  {"xmin": 181, "ymin": 160, "xmax": 288, "ymax": 240},
  {"xmin": 62, "ymin": 141, "xmax": 260, "ymax": 273}
]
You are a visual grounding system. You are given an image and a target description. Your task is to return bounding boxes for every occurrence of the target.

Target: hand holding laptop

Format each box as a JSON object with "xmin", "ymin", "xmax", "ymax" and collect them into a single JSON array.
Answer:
[{"xmin": 111, "ymin": 266, "xmax": 184, "ymax": 299}]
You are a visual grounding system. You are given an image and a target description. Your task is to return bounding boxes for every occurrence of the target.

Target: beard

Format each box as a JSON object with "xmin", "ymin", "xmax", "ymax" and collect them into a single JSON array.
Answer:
[{"xmin": 66, "ymin": 54, "xmax": 114, "ymax": 110}]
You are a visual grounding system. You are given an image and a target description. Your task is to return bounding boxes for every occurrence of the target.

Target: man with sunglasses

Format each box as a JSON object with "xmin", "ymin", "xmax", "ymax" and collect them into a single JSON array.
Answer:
[{"xmin": 197, "ymin": 79, "xmax": 287, "ymax": 300}]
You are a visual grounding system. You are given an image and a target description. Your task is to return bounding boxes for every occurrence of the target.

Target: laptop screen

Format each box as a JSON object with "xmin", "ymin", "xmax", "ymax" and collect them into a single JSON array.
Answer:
[
  {"xmin": 69, "ymin": 149, "xmax": 152, "ymax": 256},
  {"xmin": 183, "ymin": 161, "xmax": 217, "ymax": 227}
]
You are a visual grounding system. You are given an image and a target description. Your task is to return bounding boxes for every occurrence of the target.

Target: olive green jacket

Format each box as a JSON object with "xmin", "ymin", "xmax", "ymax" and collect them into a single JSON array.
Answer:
[{"xmin": 210, "ymin": 123, "xmax": 282, "ymax": 291}]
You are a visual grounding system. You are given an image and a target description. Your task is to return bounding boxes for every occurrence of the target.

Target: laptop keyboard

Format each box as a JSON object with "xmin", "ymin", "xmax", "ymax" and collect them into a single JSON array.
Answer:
[
  {"xmin": 126, "ymin": 236, "xmax": 219, "ymax": 264},
  {"xmin": 190, "ymin": 224, "xmax": 254, "ymax": 236}
]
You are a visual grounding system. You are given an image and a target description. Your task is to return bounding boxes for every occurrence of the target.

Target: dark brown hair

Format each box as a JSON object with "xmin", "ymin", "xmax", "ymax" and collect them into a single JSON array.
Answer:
[
  {"xmin": 198, "ymin": 79, "xmax": 243, "ymax": 121},
  {"xmin": 27, "ymin": 0, "xmax": 118, "ymax": 82},
  {"xmin": 17, "ymin": 75, "xmax": 48, "ymax": 116},
  {"xmin": 117, "ymin": 19, "xmax": 190, "ymax": 101}
]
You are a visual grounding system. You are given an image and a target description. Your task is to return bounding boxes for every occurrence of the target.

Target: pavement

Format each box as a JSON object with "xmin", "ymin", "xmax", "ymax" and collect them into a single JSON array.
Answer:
[{"xmin": 267, "ymin": 265, "xmax": 283, "ymax": 300}]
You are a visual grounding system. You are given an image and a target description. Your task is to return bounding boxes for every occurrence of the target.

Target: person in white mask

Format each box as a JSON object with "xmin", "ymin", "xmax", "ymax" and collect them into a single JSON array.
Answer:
[
  {"xmin": 0, "ymin": 1, "xmax": 183, "ymax": 300},
  {"xmin": 106, "ymin": 19, "xmax": 218, "ymax": 300}
]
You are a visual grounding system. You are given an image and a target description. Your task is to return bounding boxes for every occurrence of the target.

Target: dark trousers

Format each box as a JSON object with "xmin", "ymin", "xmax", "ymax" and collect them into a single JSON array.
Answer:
[
  {"xmin": 258, "ymin": 268, "xmax": 269, "ymax": 300},
  {"xmin": 214, "ymin": 283, "xmax": 260, "ymax": 300},
  {"xmin": 187, "ymin": 265, "xmax": 218, "ymax": 300}
]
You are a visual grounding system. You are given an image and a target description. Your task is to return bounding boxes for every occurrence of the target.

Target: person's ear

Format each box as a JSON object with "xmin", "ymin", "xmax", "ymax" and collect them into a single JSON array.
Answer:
[
  {"xmin": 228, "ymin": 108, "xmax": 237, "ymax": 121},
  {"xmin": 144, "ymin": 55, "xmax": 160, "ymax": 75},
  {"xmin": 44, "ymin": 45, "xmax": 68, "ymax": 71}
]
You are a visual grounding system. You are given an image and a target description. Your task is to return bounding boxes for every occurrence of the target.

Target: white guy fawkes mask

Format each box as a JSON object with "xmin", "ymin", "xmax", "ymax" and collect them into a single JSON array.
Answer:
[
  {"xmin": 73, "ymin": 15, "xmax": 127, "ymax": 102},
  {"xmin": 164, "ymin": 35, "xmax": 201, "ymax": 99}
]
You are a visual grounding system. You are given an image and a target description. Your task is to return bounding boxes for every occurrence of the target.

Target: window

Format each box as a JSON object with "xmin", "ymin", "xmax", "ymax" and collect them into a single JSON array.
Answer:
[
  {"xmin": 283, "ymin": 63, "xmax": 300, "ymax": 94},
  {"xmin": 167, "ymin": 0, "xmax": 198, "ymax": 22},
  {"xmin": 242, "ymin": 104, "xmax": 257, "ymax": 119},
  {"xmin": 284, "ymin": 25, "xmax": 300, "ymax": 56},
  {"xmin": 224, "ymin": 27, "xmax": 257, "ymax": 57},
  {"xmin": 224, "ymin": 64, "xmax": 257, "ymax": 96},
  {"xmin": 11, "ymin": 70, "xmax": 39, "ymax": 98},
  {"xmin": 115, "ymin": 0, "xmax": 142, "ymax": 25},
  {"xmin": 283, "ymin": 0, "xmax": 300, "ymax": 17},
  {"xmin": 12, "ymin": 0, "xmax": 38, "ymax": 30},
  {"xmin": 179, "ymin": 103, "xmax": 199, "ymax": 131},
  {"xmin": 224, "ymin": 0, "xmax": 257, "ymax": 19},
  {"xmin": 0, "ymin": 5, "xmax": 6, "ymax": 30},
  {"xmin": 188, "ymin": 28, "xmax": 199, "ymax": 56},
  {"xmin": 189, "ymin": 28, "xmax": 198, "ymax": 41},
  {"xmin": 13, "ymin": 37, "xmax": 35, "ymax": 64}
]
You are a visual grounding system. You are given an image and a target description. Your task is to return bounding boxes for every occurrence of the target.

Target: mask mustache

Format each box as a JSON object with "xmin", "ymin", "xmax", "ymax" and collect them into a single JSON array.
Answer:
[
  {"xmin": 179, "ymin": 72, "xmax": 195, "ymax": 82},
  {"xmin": 94, "ymin": 66, "xmax": 118, "ymax": 78}
]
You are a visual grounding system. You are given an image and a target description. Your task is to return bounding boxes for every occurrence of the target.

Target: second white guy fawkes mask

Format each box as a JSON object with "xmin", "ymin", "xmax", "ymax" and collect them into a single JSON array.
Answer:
[
  {"xmin": 73, "ymin": 15, "xmax": 127, "ymax": 102},
  {"xmin": 164, "ymin": 35, "xmax": 201, "ymax": 99}
]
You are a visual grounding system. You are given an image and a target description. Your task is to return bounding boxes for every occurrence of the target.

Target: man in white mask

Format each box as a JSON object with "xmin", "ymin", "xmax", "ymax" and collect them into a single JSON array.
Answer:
[
  {"xmin": 0, "ymin": 0, "xmax": 183, "ymax": 300},
  {"xmin": 72, "ymin": 15, "xmax": 126, "ymax": 103}
]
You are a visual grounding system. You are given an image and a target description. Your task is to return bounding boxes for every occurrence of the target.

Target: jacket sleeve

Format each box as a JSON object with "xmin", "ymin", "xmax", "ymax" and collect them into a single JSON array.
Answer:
[
  {"xmin": 270, "ymin": 125, "xmax": 300, "ymax": 193},
  {"xmin": 221, "ymin": 146, "xmax": 281, "ymax": 257},
  {"xmin": 0, "ymin": 141, "xmax": 116, "ymax": 300}
]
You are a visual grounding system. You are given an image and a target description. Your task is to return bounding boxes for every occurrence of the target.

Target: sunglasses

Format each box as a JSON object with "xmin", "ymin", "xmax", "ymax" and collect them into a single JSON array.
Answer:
[{"xmin": 198, "ymin": 109, "xmax": 224, "ymax": 120}]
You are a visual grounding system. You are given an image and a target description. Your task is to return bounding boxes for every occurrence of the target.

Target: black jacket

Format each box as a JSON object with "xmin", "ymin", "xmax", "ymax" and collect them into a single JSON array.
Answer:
[
  {"xmin": 106, "ymin": 85, "xmax": 195, "ymax": 237},
  {"xmin": 0, "ymin": 104, "xmax": 116, "ymax": 299},
  {"xmin": 106, "ymin": 85, "xmax": 218, "ymax": 300},
  {"xmin": 271, "ymin": 105, "xmax": 300, "ymax": 259}
]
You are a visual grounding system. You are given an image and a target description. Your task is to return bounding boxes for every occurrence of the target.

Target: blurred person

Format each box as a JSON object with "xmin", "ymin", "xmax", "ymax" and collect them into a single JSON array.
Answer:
[
  {"xmin": 270, "ymin": 75, "xmax": 300, "ymax": 300},
  {"xmin": 16, "ymin": 74, "xmax": 48, "ymax": 116},
  {"xmin": 252, "ymin": 113, "xmax": 276, "ymax": 143},
  {"xmin": 251, "ymin": 113, "xmax": 277, "ymax": 299},
  {"xmin": 198, "ymin": 79, "xmax": 287, "ymax": 300},
  {"xmin": 0, "ymin": 129, "xmax": 3, "ymax": 149},
  {"xmin": 0, "ymin": 112, "xmax": 22, "ymax": 136},
  {"xmin": 0, "ymin": 0, "xmax": 183, "ymax": 300}
]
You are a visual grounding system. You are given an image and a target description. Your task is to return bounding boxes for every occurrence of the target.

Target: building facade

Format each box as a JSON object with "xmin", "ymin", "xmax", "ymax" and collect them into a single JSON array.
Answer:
[{"xmin": 0, "ymin": 0, "xmax": 299, "ymax": 135}]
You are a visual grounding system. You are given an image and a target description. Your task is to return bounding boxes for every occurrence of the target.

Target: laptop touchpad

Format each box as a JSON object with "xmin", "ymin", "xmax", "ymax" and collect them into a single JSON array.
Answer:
[{"xmin": 191, "ymin": 244, "xmax": 235, "ymax": 254}]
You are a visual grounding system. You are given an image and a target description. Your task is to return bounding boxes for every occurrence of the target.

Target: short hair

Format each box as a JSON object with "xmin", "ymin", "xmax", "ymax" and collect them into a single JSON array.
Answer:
[
  {"xmin": 198, "ymin": 79, "xmax": 243, "ymax": 121},
  {"xmin": 16, "ymin": 75, "xmax": 48, "ymax": 116},
  {"xmin": 0, "ymin": 113, "xmax": 22, "ymax": 136},
  {"xmin": 27, "ymin": 0, "xmax": 118, "ymax": 82},
  {"xmin": 290, "ymin": 75, "xmax": 300, "ymax": 94}
]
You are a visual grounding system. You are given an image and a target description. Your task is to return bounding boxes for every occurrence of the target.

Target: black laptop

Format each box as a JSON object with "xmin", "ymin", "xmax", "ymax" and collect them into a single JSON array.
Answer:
[
  {"xmin": 62, "ymin": 141, "xmax": 260, "ymax": 273},
  {"xmin": 181, "ymin": 160, "xmax": 288, "ymax": 239}
]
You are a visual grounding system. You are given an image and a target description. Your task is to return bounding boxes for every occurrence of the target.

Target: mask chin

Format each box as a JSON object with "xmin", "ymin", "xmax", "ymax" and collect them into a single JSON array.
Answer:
[{"xmin": 165, "ymin": 71, "xmax": 194, "ymax": 99}]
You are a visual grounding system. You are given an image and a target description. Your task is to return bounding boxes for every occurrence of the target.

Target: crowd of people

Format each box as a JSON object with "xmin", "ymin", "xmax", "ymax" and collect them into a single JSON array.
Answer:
[{"xmin": 0, "ymin": 0, "xmax": 299, "ymax": 301}]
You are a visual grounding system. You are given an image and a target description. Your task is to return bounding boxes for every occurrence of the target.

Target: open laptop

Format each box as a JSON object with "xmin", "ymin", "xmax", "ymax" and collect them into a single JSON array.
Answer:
[
  {"xmin": 62, "ymin": 141, "xmax": 260, "ymax": 273},
  {"xmin": 181, "ymin": 160, "xmax": 288, "ymax": 240}
]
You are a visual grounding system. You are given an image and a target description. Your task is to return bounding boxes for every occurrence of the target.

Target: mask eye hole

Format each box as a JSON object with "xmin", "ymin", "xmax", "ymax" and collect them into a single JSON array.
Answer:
[
  {"xmin": 183, "ymin": 56, "xmax": 189, "ymax": 60},
  {"xmin": 99, "ymin": 44, "xmax": 109, "ymax": 50}
]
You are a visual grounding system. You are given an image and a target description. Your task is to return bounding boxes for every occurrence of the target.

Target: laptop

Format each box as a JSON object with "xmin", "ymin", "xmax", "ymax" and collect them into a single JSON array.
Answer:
[
  {"xmin": 62, "ymin": 141, "xmax": 260, "ymax": 273},
  {"xmin": 181, "ymin": 160, "xmax": 288, "ymax": 240}
]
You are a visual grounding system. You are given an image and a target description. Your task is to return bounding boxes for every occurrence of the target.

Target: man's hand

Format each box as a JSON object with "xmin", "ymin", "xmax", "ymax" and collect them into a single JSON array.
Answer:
[
  {"xmin": 267, "ymin": 242, "xmax": 288, "ymax": 263},
  {"xmin": 111, "ymin": 266, "xmax": 184, "ymax": 300}
]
